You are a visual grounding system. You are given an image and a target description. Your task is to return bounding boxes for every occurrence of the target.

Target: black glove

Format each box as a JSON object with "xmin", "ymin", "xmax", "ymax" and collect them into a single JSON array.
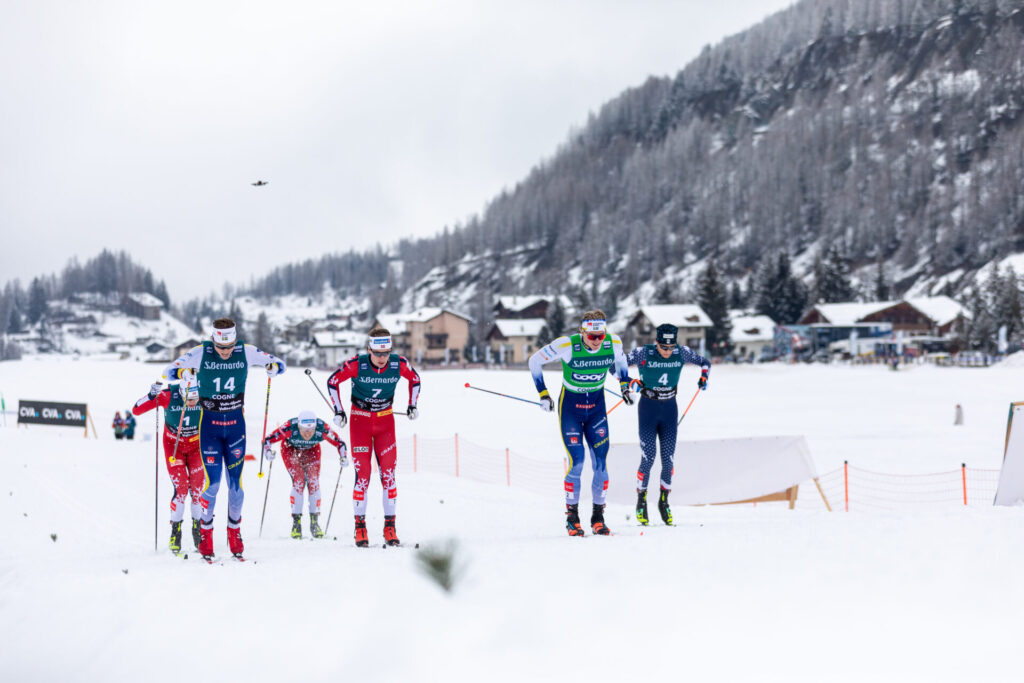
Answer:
[
  {"xmin": 407, "ymin": 406, "xmax": 419, "ymax": 420},
  {"xmin": 333, "ymin": 410, "xmax": 347, "ymax": 428},
  {"xmin": 698, "ymin": 368, "xmax": 709, "ymax": 391}
]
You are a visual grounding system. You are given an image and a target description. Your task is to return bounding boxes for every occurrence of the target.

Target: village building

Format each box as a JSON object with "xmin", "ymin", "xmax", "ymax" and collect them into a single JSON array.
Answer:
[{"xmin": 486, "ymin": 318, "xmax": 546, "ymax": 364}]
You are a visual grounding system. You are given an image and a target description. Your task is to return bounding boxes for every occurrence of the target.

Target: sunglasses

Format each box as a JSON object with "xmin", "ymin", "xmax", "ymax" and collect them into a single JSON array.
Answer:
[
  {"xmin": 213, "ymin": 343, "xmax": 234, "ymax": 351},
  {"xmin": 657, "ymin": 343, "xmax": 674, "ymax": 351},
  {"xmin": 369, "ymin": 349, "xmax": 390, "ymax": 358},
  {"xmin": 585, "ymin": 332, "xmax": 605, "ymax": 342}
]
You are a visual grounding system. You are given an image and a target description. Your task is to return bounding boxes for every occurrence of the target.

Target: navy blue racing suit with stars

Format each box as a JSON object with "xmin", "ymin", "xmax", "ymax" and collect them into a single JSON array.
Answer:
[{"xmin": 625, "ymin": 344, "xmax": 709, "ymax": 492}]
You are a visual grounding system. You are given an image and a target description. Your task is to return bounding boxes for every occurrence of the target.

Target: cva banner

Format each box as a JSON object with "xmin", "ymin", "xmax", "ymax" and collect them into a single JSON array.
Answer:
[{"xmin": 18, "ymin": 400, "xmax": 88, "ymax": 428}]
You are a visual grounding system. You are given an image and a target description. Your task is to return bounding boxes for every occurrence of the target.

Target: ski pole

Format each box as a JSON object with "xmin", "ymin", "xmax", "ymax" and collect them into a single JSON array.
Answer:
[
  {"xmin": 257, "ymin": 375, "xmax": 273, "ymax": 479},
  {"xmin": 324, "ymin": 463, "xmax": 343, "ymax": 536},
  {"xmin": 677, "ymin": 387, "xmax": 701, "ymax": 426},
  {"xmin": 464, "ymin": 383, "xmax": 544, "ymax": 406},
  {"xmin": 606, "ymin": 379, "xmax": 640, "ymax": 415},
  {"xmin": 153, "ymin": 383, "xmax": 161, "ymax": 552},
  {"xmin": 259, "ymin": 459, "xmax": 273, "ymax": 537},
  {"xmin": 303, "ymin": 368, "xmax": 334, "ymax": 411}
]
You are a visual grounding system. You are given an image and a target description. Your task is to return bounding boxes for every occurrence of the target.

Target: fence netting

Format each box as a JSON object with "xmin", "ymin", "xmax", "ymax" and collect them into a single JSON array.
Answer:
[{"xmin": 397, "ymin": 435, "xmax": 1004, "ymax": 511}]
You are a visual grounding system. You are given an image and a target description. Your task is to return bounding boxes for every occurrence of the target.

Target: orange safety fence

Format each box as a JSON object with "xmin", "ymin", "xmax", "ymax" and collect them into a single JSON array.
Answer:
[
  {"xmin": 806, "ymin": 462, "xmax": 1002, "ymax": 512},
  {"xmin": 396, "ymin": 435, "xmax": 1004, "ymax": 511},
  {"xmin": 396, "ymin": 435, "xmax": 565, "ymax": 498}
]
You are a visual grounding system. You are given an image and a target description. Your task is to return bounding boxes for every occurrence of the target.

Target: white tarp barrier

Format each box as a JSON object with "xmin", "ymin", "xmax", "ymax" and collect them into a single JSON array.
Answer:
[
  {"xmin": 603, "ymin": 436, "xmax": 818, "ymax": 506},
  {"xmin": 994, "ymin": 402, "xmax": 1024, "ymax": 506}
]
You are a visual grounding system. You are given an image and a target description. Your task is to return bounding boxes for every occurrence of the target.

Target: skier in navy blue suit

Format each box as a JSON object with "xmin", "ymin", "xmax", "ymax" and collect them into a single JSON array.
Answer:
[{"xmin": 625, "ymin": 323, "xmax": 709, "ymax": 525}]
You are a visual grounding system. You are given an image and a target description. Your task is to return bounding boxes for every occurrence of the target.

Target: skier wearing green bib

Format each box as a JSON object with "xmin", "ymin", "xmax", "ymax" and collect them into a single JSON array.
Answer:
[
  {"xmin": 163, "ymin": 317, "xmax": 286, "ymax": 560},
  {"xmin": 528, "ymin": 309, "xmax": 633, "ymax": 536}
]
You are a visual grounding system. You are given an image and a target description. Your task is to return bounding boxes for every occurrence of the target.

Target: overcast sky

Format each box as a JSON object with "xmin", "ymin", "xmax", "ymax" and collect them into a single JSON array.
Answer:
[{"xmin": 1, "ymin": 0, "xmax": 796, "ymax": 301}]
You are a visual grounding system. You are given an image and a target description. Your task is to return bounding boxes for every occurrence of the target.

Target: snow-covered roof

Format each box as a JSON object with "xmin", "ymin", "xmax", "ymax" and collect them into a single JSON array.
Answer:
[
  {"xmin": 905, "ymin": 296, "xmax": 970, "ymax": 326},
  {"xmin": 809, "ymin": 301, "xmax": 897, "ymax": 326},
  {"xmin": 125, "ymin": 292, "xmax": 164, "ymax": 308},
  {"xmin": 496, "ymin": 295, "xmax": 573, "ymax": 313},
  {"xmin": 374, "ymin": 308, "xmax": 471, "ymax": 334},
  {"xmin": 494, "ymin": 318, "xmax": 546, "ymax": 338},
  {"xmin": 729, "ymin": 314, "xmax": 777, "ymax": 343},
  {"xmin": 312, "ymin": 331, "xmax": 364, "ymax": 348},
  {"xmin": 633, "ymin": 305, "xmax": 712, "ymax": 328}
]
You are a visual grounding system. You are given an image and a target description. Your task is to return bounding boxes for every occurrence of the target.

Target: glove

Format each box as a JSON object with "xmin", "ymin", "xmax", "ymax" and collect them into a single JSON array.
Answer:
[
  {"xmin": 266, "ymin": 362, "xmax": 281, "ymax": 376},
  {"xmin": 621, "ymin": 386, "xmax": 635, "ymax": 406},
  {"xmin": 262, "ymin": 442, "xmax": 275, "ymax": 461},
  {"xmin": 148, "ymin": 382, "xmax": 162, "ymax": 399},
  {"xmin": 698, "ymin": 368, "xmax": 709, "ymax": 391},
  {"xmin": 407, "ymin": 405, "xmax": 419, "ymax": 420},
  {"xmin": 338, "ymin": 444, "xmax": 350, "ymax": 468},
  {"xmin": 539, "ymin": 390, "xmax": 554, "ymax": 412},
  {"xmin": 333, "ymin": 410, "xmax": 347, "ymax": 428}
]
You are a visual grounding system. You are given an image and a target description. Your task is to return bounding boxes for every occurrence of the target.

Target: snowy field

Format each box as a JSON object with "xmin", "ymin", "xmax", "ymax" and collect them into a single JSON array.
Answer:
[{"xmin": 2, "ymin": 357, "xmax": 1024, "ymax": 681}]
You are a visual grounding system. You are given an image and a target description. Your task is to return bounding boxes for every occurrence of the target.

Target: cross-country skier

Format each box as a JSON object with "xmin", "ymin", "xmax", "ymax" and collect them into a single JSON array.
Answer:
[
  {"xmin": 625, "ymin": 323, "xmax": 709, "ymax": 526},
  {"xmin": 123, "ymin": 410, "xmax": 137, "ymax": 440},
  {"xmin": 327, "ymin": 327, "xmax": 420, "ymax": 548},
  {"xmin": 263, "ymin": 410, "xmax": 349, "ymax": 539},
  {"xmin": 132, "ymin": 380, "xmax": 204, "ymax": 553},
  {"xmin": 163, "ymin": 317, "xmax": 286, "ymax": 560},
  {"xmin": 112, "ymin": 412, "xmax": 125, "ymax": 440},
  {"xmin": 528, "ymin": 309, "xmax": 632, "ymax": 536}
]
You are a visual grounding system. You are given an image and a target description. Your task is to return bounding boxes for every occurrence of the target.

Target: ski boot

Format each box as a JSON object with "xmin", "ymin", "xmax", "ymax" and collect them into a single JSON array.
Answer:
[
  {"xmin": 199, "ymin": 524, "xmax": 214, "ymax": 560},
  {"xmin": 565, "ymin": 504, "xmax": 585, "ymax": 537},
  {"xmin": 591, "ymin": 503, "xmax": 611, "ymax": 535},
  {"xmin": 309, "ymin": 513, "xmax": 324, "ymax": 539},
  {"xmin": 636, "ymin": 489, "xmax": 649, "ymax": 526},
  {"xmin": 191, "ymin": 519, "xmax": 202, "ymax": 550},
  {"xmin": 658, "ymin": 489, "xmax": 673, "ymax": 526},
  {"xmin": 169, "ymin": 521, "xmax": 183, "ymax": 555},
  {"xmin": 290, "ymin": 514, "xmax": 303, "ymax": 539},
  {"xmin": 227, "ymin": 517, "xmax": 244, "ymax": 558},
  {"xmin": 354, "ymin": 516, "xmax": 369, "ymax": 548},
  {"xmin": 383, "ymin": 516, "xmax": 400, "ymax": 546}
]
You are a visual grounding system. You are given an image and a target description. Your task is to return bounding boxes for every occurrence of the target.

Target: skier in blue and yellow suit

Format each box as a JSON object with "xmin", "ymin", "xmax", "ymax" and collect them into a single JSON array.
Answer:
[
  {"xmin": 163, "ymin": 317, "xmax": 285, "ymax": 559},
  {"xmin": 528, "ymin": 309, "xmax": 633, "ymax": 537}
]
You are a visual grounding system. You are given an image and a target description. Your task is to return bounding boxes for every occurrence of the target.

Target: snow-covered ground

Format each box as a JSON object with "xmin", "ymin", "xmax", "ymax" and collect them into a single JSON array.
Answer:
[{"xmin": 2, "ymin": 358, "xmax": 1023, "ymax": 681}]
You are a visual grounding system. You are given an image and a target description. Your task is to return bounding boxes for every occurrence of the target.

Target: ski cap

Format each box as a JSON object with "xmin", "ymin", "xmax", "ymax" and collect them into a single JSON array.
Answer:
[
  {"xmin": 297, "ymin": 410, "xmax": 317, "ymax": 429},
  {"xmin": 211, "ymin": 324, "xmax": 236, "ymax": 347},
  {"xmin": 656, "ymin": 324, "xmax": 678, "ymax": 346},
  {"xmin": 368, "ymin": 335, "xmax": 392, "ymax": 352},
  {"xmin": 177, "ymin": 381, "xmax": 199, "ymax": 400},
  {"xmin": 581, "ymin": 318, "xmax": 606, "ymax": 333}
]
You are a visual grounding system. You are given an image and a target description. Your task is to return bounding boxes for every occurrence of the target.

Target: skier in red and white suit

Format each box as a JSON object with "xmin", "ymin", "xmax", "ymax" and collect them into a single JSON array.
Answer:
[
  {"xmin": 327, "ymin": 326, "xmax": 420, "ymax": 547},
  {"xmin": 132, "ymin": 380, "xmax": 204, "ymax": 553},
  {"xmin": 263, "ymin": 410, "xmax": 348, "ymax": 539}
]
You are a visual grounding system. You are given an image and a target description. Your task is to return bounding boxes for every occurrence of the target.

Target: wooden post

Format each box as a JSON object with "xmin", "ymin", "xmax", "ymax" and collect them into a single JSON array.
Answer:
[
  {"xmin": 505, "ymin": 448, "xmax": 511, "ymax": 487},
  {"xmin": 787, "ymin": 484, "xmax": 799, "ymax": 510},
  {"xmin": 413, "ymin": 434, "xmax": 418, "ymax": 473},
  {"xmin": 86, "ymin": 408, "xmax": 99, "ymax": 439},
  {"xmin": 813, "ymin": 477, "xmax": 832, "ymax": 511},
  {"xmin": 843, "ymin": 460, "xmax": 849, "ymax": 512},
  {"xmin": 454, "ymin": 433, "xmax": 459, "ymax": 478},
  {"xmin": 961, "ymin": 463, "xmax": 967, "ymax": 506}
]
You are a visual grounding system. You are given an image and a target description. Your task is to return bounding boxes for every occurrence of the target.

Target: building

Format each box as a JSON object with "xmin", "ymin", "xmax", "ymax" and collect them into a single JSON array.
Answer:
[
  {"xmin": 312, "ymin": 331, "xmax": 364, "ymax": 367},
  {"xmin": 373, "ymin": 308, "xmax": 472, "ymax": 365},
  {"xmin": 122, "ymin": 293, "xmax": 164, "ymax": 321},
  {"xmin": 493, "ymin": 295, "xmax": 574, "ymax": 320},
  {"xmin": 486, "ymin": 318, "xmax": 546, "ymax": 364},
  {"xmin": 729, "ymin": 311, "xmax": 776, "ymax": 361},
  {"xmin": 172, "ymin": 338, "xmax": 203, "ymax": 360},
  {"xmin": 625, "ymin": 305, "xmax": 713, "ymax": 350},
  {"xmin": 799, "ymin": 296, "xmax": 970, "ymax": 354}
]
